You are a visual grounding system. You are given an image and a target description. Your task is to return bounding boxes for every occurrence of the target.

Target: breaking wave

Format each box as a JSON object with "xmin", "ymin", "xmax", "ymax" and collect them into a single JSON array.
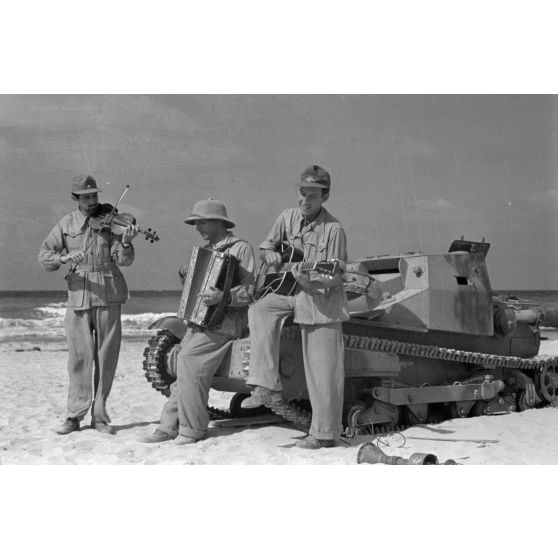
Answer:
[{"xmin": 0, "ymin": 302, "xmax": 171, "ymax": 342}]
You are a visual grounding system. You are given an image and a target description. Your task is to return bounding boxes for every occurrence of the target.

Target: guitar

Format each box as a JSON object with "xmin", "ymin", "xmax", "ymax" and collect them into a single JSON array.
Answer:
[{"xmin": 254, "ymin": 244, "xmax": 341, "ymax": 300}]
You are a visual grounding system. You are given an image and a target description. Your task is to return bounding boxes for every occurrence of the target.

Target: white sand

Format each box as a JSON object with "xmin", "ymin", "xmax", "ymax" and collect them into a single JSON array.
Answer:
[
  {"xmin": 3, "ymin": 336, "xmax": 558, "ymax": 558},
  {"xmin": 2, "ymin": 337, "xmax": 558, "ymax": 465}
]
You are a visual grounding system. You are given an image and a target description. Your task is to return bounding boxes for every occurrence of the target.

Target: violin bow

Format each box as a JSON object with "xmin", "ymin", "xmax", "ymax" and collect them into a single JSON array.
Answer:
[{"xmin": 65, "ymin": 185, "xmax": 130, "ymax": 279}]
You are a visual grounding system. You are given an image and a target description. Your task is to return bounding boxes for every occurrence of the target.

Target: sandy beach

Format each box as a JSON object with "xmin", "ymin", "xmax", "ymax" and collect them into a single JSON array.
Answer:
[
  {"xmin": 3, "ymin": 336, "xmax": 557, "ymax": 558},
  {"xmin": 2, "ymin": 336, "xmax": 558, "ymax": 466}
]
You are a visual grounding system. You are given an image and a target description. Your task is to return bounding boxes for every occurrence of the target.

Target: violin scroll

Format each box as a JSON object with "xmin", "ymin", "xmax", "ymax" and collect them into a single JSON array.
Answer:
[
  {"xmin": 143, "ymin": 228, "xmax": 160, "ymax": 243},
  {"xmin": 114, "ymin": 213, "xmax": 160, "ymax": 243}
]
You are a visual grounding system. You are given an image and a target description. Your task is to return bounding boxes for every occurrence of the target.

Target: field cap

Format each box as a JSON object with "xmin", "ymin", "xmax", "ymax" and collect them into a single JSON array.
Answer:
[
  {"xmin": 296, "ymin": 164, "xmax": 331, "ymax": 190},
  {"xmin": 71, "ymin": 174, "xmax": 102, "ymax": 195},
  {"xmin": 184, "ymin": 198, "xmax": 235, "ymax": 229}
]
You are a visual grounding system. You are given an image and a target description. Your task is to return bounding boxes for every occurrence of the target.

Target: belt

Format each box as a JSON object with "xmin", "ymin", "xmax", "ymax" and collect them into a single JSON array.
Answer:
[{"xmin": 76, "ymin": 262, "xmax": 116, "ymax": 272}]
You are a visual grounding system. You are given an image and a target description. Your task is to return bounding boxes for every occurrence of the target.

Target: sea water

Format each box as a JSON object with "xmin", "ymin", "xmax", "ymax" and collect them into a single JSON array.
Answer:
[
  {"xmin": 1, "ymin": 290, "xmax": 558, "ymax": 344},
  {"xmin": 0, "ymin": 291, "xmax": 182, "ymax": 343}
]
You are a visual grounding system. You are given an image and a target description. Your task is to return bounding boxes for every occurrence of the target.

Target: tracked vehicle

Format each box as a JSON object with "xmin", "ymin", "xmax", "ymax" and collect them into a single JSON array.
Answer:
[{"xmin": 142, "ymin": 238, "xmax": 558, "ymax": 434}]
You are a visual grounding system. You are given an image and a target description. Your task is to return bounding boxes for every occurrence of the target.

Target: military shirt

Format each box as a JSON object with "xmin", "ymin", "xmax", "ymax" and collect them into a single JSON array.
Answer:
[
  {"xmin": 259, "ymin": 207, "xmax": 350, "ymax": 324},
  {"xmin": 38, "ymin": 209, "xmax": 134, "ymax": 309}
]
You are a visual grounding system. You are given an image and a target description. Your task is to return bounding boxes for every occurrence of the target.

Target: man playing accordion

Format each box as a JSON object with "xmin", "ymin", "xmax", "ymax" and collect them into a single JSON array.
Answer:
[{"xmin": 142, "ymin": 199, "xmax": 255, "ymax": 445}]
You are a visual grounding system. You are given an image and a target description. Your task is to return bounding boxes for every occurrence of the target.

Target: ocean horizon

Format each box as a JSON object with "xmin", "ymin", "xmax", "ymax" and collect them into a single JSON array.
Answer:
[{"xmin": 2, "ymin": 289, "xmax": 558, "ymax": 344}]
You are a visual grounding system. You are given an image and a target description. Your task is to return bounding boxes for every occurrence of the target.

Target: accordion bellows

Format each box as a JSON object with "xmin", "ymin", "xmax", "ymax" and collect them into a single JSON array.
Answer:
[{"xmin": 177, "ymin": 246, "xmax": 238, "ymax": 329}]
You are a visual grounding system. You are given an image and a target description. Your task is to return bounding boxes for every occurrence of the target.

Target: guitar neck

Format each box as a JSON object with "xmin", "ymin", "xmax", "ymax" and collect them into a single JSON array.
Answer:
[{"xmin": 278, "ymin": 261, "xmax": 323, "ymax": 273}]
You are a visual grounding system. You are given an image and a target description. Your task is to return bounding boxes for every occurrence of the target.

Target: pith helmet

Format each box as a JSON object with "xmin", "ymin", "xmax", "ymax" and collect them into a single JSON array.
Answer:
[
  {"xmin": 184, "ymin": 198, "xmax": 235, "ymax": 229},
  {"xmin": 296, "ymin": 164, "xmax": 331, "ymax": 190},
  {"xmin": 71, "ymin": 174, "xmax": 102, "ymax": 195}
]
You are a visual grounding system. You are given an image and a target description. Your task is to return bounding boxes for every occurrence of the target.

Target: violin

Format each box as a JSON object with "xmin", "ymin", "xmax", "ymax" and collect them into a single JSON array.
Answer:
[{"xmin": 89, "ymin": 203, "xmax": 160, "ymax": 243}]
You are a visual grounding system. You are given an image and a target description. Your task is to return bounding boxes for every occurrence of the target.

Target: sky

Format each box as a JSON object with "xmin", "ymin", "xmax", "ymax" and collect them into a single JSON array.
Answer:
[{"xmin": 1, "ymin": 94, "xmax": 557, "ymax": 291}]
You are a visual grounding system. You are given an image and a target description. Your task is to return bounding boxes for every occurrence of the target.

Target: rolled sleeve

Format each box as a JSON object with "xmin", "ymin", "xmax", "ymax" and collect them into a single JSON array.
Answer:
[
  {"xmin": 228, "ymin": 242, "xmax": 255, "ymax": 307},
  {"xmin": 38, "ymin": 223, "xmax": 65, "ymax": 271},
  {"xmin": 326, "ymin": 226, "xmax": 348, "ymax": 270},
  {"xmin": 258, "ymin": 212, "xmax": 287, "ymax": 251},
  {"xmin": 111, "ymin": 239, "xmax": 135, "ymax": 266}
]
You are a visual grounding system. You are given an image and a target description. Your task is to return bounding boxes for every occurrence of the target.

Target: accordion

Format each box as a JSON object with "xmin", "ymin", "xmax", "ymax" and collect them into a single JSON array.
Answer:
[{"xmin": 177, "ymin": 246, "xmax": 238, "ymax": 329}]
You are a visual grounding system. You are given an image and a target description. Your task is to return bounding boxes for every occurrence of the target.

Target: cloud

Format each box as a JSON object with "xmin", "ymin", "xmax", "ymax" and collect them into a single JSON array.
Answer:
[
  {"xmin": 402, "ymin": 135, "xmax": 439, "ymax": 159},
  {"xmin": 0, "ymin": 96, "xmax": 245, "ymax": 176},
  {"xmin": 408, "ymin": 197, "xmax": 456, "ymax": 211},
  {"xmin": 525, "ymin": 189, "xmax": 558, "ymax": 207}
]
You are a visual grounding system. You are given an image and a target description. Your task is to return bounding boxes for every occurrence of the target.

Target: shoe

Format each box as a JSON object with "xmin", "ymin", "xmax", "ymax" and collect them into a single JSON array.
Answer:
[
  {"xmin": 55, "ymin": 418, "xmax": 80, "ymax": 435},
  {"xmin": 140, "ymin": 429, "xmax": 174, "ymax": 443},
  {"xmin": 91, "ymin": 419, "xmax": 116, "ymax": 435},
  {"xmin": 241, "ymin": 387, "xmax": 283, "ymax": 409},
  {"xmin": 174, "ymin": 435, "xmax": 198, "ymax": 445},
  {"xmin": 295, "ymin": 435, "xmax": 336, "ymax": 449}
]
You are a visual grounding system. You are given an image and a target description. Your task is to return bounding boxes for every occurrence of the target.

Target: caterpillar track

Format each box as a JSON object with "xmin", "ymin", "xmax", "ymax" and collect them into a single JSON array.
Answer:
[
  {"xmin": 142, "ymin": 329, "xmax": 178, "ymax": 397},
  {"xmin": 263, "ymin": 399, "xmax": 312, "ymax": 429},
  {"xmin": 343, "ymin": 334, "xmax": 558, "ymax": 372}
]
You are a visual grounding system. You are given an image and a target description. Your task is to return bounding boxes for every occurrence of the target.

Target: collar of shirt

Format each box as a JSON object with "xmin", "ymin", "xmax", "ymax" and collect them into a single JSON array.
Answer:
[
  {"xmin": 295, "ymin": 206, "xmax": 326, "ymax": 234},
  {"xmin": 206, "ymin": 232, "xmax": 237, "ymax": 250},
  {"xmin": 70, "ymin": 209, "xmax": 90, "ymax": 232}
]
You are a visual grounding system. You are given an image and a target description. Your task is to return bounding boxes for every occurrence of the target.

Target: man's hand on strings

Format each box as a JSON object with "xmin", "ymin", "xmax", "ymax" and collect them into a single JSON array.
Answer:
[
  {"xmin": 261, "ymin": 249, "xmax": 282, "ymax": 267},
  {"xmin": 291, "ymin": 262, "xmax": 312, "ymax": 290},
  {"xmin": 122, "ymin": 224, "xmax": 139, "ymax": 245}
]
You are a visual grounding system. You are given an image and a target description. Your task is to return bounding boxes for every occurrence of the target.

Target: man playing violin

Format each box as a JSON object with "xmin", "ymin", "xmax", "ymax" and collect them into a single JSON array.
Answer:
[
  {"xmin": 38, "ymin": 174, "xmax": 138, "ymax": 435},
  {"xmin": 242, "ymin": 165, "xmax": 350, "ymax": 449}
]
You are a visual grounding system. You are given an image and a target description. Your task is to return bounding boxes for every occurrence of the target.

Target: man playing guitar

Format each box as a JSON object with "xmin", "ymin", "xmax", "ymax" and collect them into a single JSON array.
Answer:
[{"xmin": 242, "ymin": 165, "xmax": 350, "ymax": 449}]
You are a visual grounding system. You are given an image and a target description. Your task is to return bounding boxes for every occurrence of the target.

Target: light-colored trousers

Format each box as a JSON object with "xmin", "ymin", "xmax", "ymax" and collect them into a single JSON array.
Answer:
[
  {"xmin": 247, "ymin": 294, "xmax": 345, "ymax": 440},
  {"xmin": 159, "ymin": 328, "xmax": 233, "ymax": 440},
  {"xmin": 65, "ymin": 305, "xmax": 122, "ymax": 423}
]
